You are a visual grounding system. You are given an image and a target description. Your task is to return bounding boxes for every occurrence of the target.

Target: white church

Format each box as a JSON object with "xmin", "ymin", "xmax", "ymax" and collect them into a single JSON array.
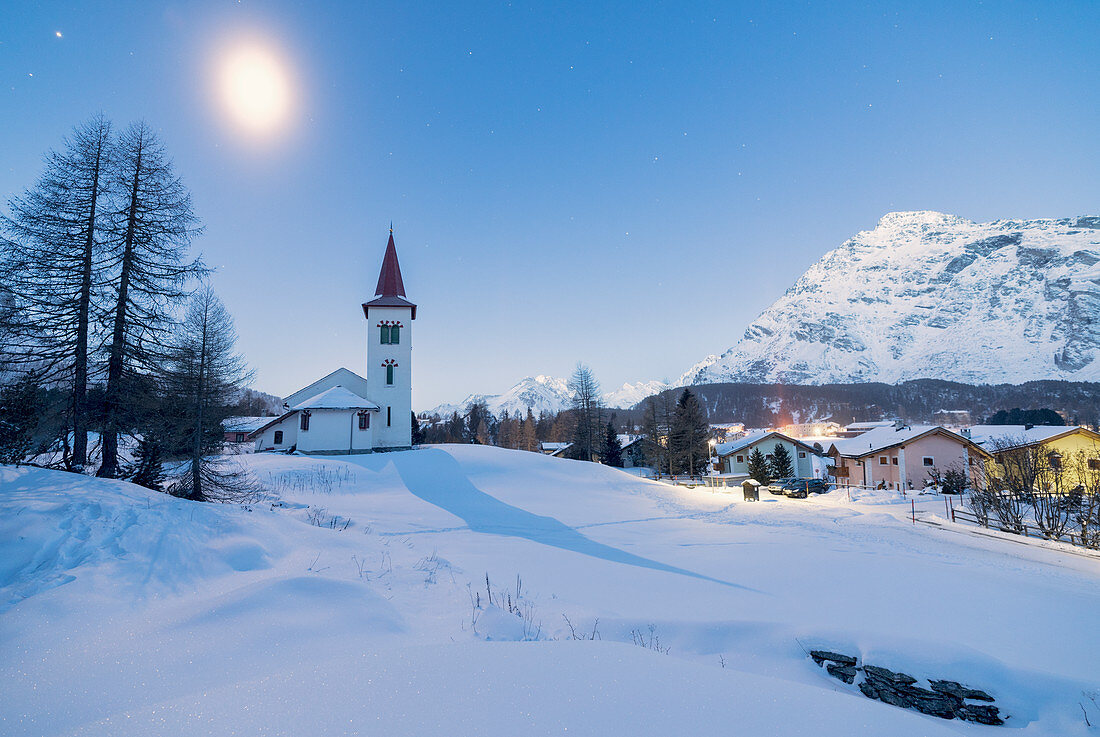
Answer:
[{"xmin": 249, "ymin": 230, "xmax": 415, "ymax": 454}]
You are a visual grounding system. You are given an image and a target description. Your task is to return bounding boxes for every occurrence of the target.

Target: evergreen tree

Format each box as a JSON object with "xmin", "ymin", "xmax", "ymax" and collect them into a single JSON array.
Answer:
[
  {"xmin": 601, "ymin": 420, "xmax": 623, "ymax": 467},
  {"xmin": 126, "ymin": 434, "xmax": 166, "ymax": 490},
  {"xmin": 567, "ymin": 363, "xmax": 602, "ymax": 461},
  {"xmin": 747, "ymin": 447, "xmax": 770, "ymax": 484},
  {"xmin": 160, "ymin": 287, "xmax": 254, "ymax": 501},
  {"xmin": 465, "ymin": 400, "xmax": 491, "ymax": 444},
  {"xmin": 411, "ymin": 412, "xmax": 424, "ymax": 445},
  {"xmin": 0, "ymin": 115, "xmax": 114, "ymax": 470},
  {"xmin": 769, "ymin": 442, "xmax": 795, "ymax": 479},
  {"xmin": 0, "ymin": 375, "xmax": 44, "ymax": 465},
  {"xmin": 669, "ymin": 389, "xmax": 710, "ymax": 476},
  {"xmin": 641, "ymin": 397, "xmax": 668, "ymax": 475},
  {"xmin": 521, "ymin": 408, "xmax": 538, "ymax": 451},
  {"xmin": 98, "ymin": 122, "xmax": 205, "ymax": 478}
]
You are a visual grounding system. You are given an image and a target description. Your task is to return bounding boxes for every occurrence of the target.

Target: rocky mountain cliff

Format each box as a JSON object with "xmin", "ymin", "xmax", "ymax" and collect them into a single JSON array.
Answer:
[{"xmin": 682, "ymin": 212, "xmax": 1100, "ymax": 386}]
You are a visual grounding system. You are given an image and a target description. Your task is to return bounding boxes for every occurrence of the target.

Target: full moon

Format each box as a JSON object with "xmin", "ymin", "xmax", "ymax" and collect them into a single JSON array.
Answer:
[{"xmin": 218, "ymin": 44, "xmax": 292, "ymax": 135}]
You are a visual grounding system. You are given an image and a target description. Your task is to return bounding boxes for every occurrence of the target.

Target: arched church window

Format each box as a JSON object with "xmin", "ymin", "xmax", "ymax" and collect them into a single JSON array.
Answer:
[
  {"xmin": 383, "ymin": 358, "xmax": 397, "ymax": 385},
  {"xmin": 378, "ymin": 321, "xmax": 402, "ymax": 345}
]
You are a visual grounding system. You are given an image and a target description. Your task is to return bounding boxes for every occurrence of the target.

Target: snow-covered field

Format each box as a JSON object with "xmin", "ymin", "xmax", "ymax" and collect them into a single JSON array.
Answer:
[{"xmin": 3, "ymin": 445, "xmax": 1099, "ymax": 736}]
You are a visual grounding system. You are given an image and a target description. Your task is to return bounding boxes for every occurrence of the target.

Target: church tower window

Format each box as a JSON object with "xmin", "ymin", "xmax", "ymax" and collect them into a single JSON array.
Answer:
[{"xmin": 379, "ymin": 323, "xmax": 401, "ymax": 344}]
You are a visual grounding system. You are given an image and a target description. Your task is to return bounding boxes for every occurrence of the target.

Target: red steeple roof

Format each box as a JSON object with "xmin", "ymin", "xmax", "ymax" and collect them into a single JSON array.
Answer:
[{"xmin": 374, "ymin": 230, "xmax": 406, "ymax": 298}]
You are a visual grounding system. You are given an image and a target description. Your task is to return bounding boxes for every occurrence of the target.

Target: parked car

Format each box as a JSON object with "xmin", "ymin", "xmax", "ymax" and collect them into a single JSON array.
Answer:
[
  {"xmin": 783, "ymin": 478, "xmax": 829, "ymax": 498},
  {"xmin": 767, "ymin": 478, "xmax": 799, "ymax": 495}
]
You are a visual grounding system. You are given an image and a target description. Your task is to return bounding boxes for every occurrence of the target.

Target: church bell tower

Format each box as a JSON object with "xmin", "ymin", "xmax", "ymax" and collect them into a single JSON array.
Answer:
[{"xmin": 362, "ymin": 227, "xmax": 416, "ymax": 450}]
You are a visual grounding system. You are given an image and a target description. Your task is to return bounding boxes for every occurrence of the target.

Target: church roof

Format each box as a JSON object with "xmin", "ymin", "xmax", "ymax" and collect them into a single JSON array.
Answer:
[
  {"xmin": 375, "ymin": 231, "xmax": 406, "ymax": 297},
  {"xmin": 292, "ymin": 386, "xmax": 380, "ymax": 411},
  {"xmin": 364, "ymin": 230, "xmax": 417, "ymax": 319}
]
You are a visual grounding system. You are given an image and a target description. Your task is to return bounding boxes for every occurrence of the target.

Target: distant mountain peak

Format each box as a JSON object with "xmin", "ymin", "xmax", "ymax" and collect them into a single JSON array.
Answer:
[
  {"xmin": 425, "ymin": 376, "xmax": 669, "ymax": 417},
  {"xmin": 683, "ymin": 212, "xmax": 1100, "ymax": 387}
]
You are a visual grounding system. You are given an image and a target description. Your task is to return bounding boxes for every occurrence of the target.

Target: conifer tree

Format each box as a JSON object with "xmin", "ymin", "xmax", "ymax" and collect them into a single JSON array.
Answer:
[
  {"xmin": 98, "ymin": 122, "xmax": 205, "ymax": 478},
  {"xmin": 0, "ymin": 115, "xmax": 114, "ymax": 469},
  {"xmin": 567, "ymin": 363, "xmax": 602, "ymax": 461},
  {"xmin": 126, "ymin": 434, "xmax": 166, "ymax": 491},
  {"xmin": 747, "ymin": 447, "xmax": 770, "ymax": 484},
  {"xmin": 411, "ymin": 412, "xmax": 424, "ymax": 445},
  {"xmin": 521, "ymin": 408, "xmax": 538, "ymax": 451},
  {"xmin": 669, "ymin": 388, "xmax": 710, "ymax": 476},
  {"xmin": 769, "ymin": 442, "xmax": 795, "ymax": 479},
  {"xmin": 641, "ymin": 397, "xmax": 668, "ymax": 475},
  {"xmin": 446, "ymin": 411, "xmax": 464, "ymax": 443},
  {"xmin": 465, "ymin": 400, "xmax": 491, "ymax": 444},
  {"xmin": 161, "ymin": 287, "xmax": 253, "ymax": 501},
  {"xmin": 601, "ymin": 420, "xmax": 623, "ymax": 467},
  {"xmin": 0, "ymin": 375, "xmax": 44, "ymax": 465}
]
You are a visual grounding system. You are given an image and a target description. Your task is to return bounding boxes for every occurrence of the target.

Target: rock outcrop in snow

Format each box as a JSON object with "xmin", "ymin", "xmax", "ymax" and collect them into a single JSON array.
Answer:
[{"xmin": 682, "ymin": 212, "xmax": 1100, "ymax": 386}]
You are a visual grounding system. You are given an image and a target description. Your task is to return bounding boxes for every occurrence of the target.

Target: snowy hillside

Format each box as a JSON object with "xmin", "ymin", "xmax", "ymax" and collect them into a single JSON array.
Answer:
[
  {"xmin": 682, "ymin": 212, "xmax": 1100, "ymax": 386},
  {"xmin": 428, "ymin": 375, "xmax": 668, "ymax": 416},
  {"xmin": 4, "ymin": 449, "xmax": 1100, "ymax": 735}
]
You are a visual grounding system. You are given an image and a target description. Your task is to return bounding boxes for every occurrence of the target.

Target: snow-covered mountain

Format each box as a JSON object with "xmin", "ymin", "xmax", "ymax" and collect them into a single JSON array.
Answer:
[
  {"xmin": 601, "ymin": 379, "xmax": 670, "ymax": 409},
  {"xmin": 426, "ymin": 376, "xmax": 668, "ymax": 417},
  {"xmin": 681, "ymin": 211, "xmax": 1100, "ymax": 386}
]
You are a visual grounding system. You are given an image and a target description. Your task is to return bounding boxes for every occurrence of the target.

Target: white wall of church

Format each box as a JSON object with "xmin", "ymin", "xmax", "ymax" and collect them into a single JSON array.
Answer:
[
  {"xmin": 366, "ymin": 305, "xmax": 413, "ymax": 449},
  {"xmin": 297, "ymin": 409, "xmax": 374, "ymax": 454},
  {"xmin": 253, "ymin": 417, "xmax": 297, "ymax": 452}
]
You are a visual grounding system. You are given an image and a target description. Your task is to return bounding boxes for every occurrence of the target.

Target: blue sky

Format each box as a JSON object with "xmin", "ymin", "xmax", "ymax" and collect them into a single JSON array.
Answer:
[{"xmin": 3, "ymin": 1, "xmax": 1098, "ymax": 409}]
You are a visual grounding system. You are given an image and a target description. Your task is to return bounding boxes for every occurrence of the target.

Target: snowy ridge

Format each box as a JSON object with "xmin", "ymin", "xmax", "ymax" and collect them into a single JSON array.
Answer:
[
  {"xmin": 427, "ymin": 375, "xmax": 669, "ymax": 417},
  {"xmin": 681, "ymin": 212, "xmax": 1100, "ymax": 386}
]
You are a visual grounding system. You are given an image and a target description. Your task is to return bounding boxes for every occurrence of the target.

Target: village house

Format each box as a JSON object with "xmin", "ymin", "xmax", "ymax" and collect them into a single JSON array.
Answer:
[
  {"xmin": 964, "ymin": 424, "xmax": 1100, "ymax": 487},
  {"xmin": 715, "ymin": 431, "xmax": 828, "ymax": 478},
  {"xmin": 828, "ymin": 424, "xmax": 989, "ymax": 490},
  {"xmin": 250, "ymin": 230, "xmax": 415, "ymax": 454},
  {"xmin": 223, "ymin": 416, "xmax": 274, "ymax": 444},
  {"xmin": 618, "ymin": 434, "xmax": 645, "ymax": 468}
]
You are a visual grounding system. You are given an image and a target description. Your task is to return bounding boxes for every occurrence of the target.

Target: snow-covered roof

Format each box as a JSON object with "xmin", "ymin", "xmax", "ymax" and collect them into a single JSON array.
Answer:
[
  {"xmin": 844, "ymin": 421, "xmax": 898, "ymax": 432},
  {"xmin": 714, "ymin": 430, "xmax": 771, "ymax": 456},
  {"xmin": 830, "ymin": 424, "xmax": 979, "ymax": 457},
  {"xmin": 223, "ymin": 416, "xmax": 275, "ymax": 433},
  {"xmin": 964, "ymin": 425, "xmax": 1096, "ymax": 450},
  {"xmin": 292, "ymin": 386, "xmax": 380, "ymax": 411},
  {"xmin": 617, "ymin": 434, "xmax": 644, "ymax": 448},
  {"xmin": 715, "ymin": 431, "xmax": 823, "ymax": 458}
]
